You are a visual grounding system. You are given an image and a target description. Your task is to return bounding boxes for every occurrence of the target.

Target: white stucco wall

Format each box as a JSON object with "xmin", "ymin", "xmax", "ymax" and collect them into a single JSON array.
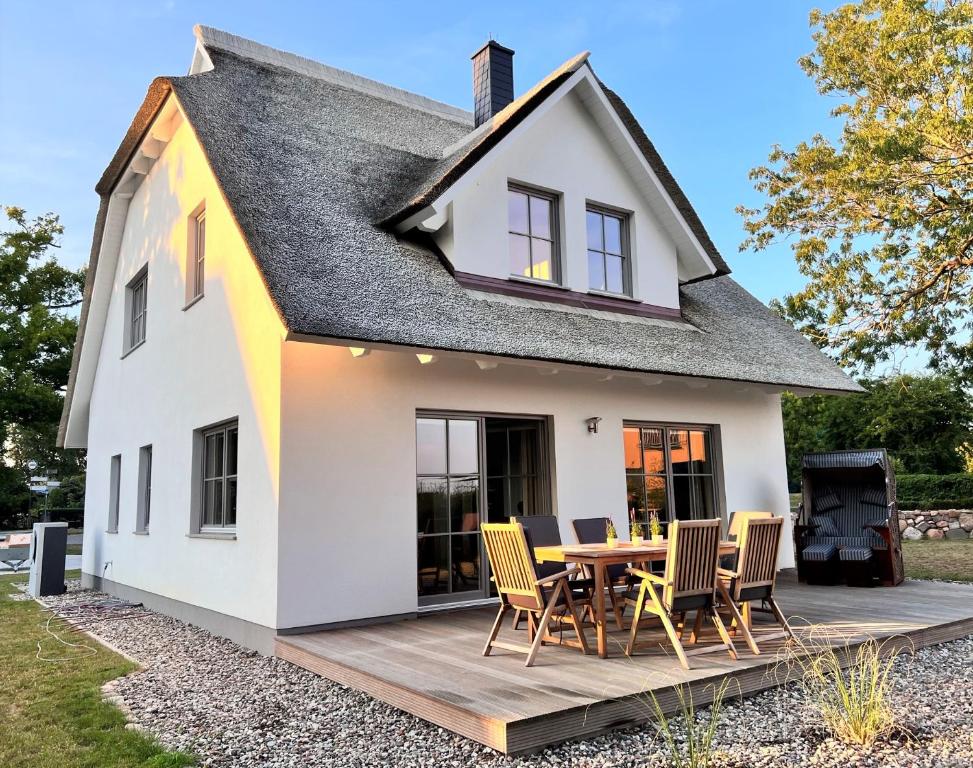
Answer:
[
  {"xmin": 82, "ymin": 114, "xmax": 285, "ymax": 629},
  {"xmin": 437, "ymin": 89, "xmax": 681, "ymax": 309},
  {"xmin": 277, "ymin": 341, "xmax": 794, "ymax": 630}
]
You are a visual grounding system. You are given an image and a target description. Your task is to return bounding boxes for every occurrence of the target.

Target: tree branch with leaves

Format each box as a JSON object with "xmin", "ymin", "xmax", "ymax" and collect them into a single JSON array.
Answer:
[{"xmin": 739, "ymin": 0, "xmax": 973, "ymax": 378}]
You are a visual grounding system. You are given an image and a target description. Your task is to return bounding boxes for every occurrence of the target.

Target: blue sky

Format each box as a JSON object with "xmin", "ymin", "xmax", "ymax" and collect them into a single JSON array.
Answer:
[{"xmin": 0, "ymin": 0, "xmax": 842, "ymax": 306}]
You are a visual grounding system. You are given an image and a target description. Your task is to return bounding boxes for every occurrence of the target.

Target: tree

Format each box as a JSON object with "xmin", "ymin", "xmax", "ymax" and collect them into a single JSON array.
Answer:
[
  {"xmin": 740, "ymin": 0, "xmax": 973, "ymax": 377},
  {"xmin": 0, "ymin": 206, "xmax": 85, "ymax": 525},
  {"xmin": 782, "ymin": 372, "xmax": 973, "ymax": 487}
]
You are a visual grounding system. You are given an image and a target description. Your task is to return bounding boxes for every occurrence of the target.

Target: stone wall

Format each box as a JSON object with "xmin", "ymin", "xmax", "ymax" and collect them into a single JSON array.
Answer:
[{"xmin": 899, "ymin": 510, "xmax": 973, "ymax": 541}]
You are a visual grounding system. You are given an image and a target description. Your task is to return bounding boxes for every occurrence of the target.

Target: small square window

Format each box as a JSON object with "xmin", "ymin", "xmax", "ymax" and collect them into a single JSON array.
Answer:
[{"xmin": 508, "ymin": 185, "xmax": 560, "ymax": 283}]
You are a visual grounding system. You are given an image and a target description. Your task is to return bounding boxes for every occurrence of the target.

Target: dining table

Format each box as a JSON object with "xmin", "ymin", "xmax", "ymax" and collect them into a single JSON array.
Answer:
[{"xmin": 533, "ymin": 540, "xmax": 738, "ymax": 658}]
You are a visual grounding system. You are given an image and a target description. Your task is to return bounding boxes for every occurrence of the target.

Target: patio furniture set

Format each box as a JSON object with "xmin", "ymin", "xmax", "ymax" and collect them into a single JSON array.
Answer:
[{"xmin": 481, "ymin": 512, "xmax": 795, "ymax": 667}]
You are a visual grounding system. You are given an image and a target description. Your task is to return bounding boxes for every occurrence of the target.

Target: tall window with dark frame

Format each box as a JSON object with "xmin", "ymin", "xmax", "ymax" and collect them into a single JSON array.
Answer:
[
  {"xmin": 507, "ymin": 185, "xmax": 558, "ymax": 283},
  {"xmin": 201, "ymin": 422, "xmax": 238, "ymax": 529},
  {"xmin": 108, "ymin": 454, "xmax": 121, "ymax": 533},
  {"xmin": 189, "ymin": 208, "xmax": 206, "ymax": 301},
  {"xmin": 586, "ymin": 207, "xmax": 629, "ymax": 295},
  {"xmin": 624, "ymin": 425, "xmax": 718, "ymax": 529},
  {"xmin": 128, "ymin": 272, "xmax": 147, "ymax": 349},
  {"xmin": 416, "ymin": 417, "xmax": 481, "ymax": 598},
  {"xmin": 137, "ymin": 445, "xmax": 152, "ymax": 533}
]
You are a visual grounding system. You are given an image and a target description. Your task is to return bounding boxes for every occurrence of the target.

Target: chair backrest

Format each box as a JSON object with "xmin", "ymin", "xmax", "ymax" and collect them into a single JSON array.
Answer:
[
  {"xmin": 481, "ymin": 522, "xmax": 543, "ymax": 610},
  {"xmin": 515, "ymin": 515, "xmax": 561, "ymax": 547},
  {"xmin": 733, "ymin": 516, "xmax": 784, "ymax": 600},
  {"xmin": 663, "ymin": 519, "xmax": 721, "ymax": 609},
  {"xmin": 572, "ymin": 517, "xmax": 627, "ymax": 581},
  {"xmin": 572, "ymin": 517, "xmax": 610, "ymax": 544},
  {"xmin": 728, "ymin": 510, "xmax": 772, "ymax": 539},
  {"xmin": 514, "ymin": 516, "xmax": 564, "ymax": 580}
]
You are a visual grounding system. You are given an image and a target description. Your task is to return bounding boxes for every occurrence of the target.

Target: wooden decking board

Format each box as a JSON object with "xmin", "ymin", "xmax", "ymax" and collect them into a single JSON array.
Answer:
[{"xmin": 275, "ymin": 580, "xmax": 973, "ymax": 754}]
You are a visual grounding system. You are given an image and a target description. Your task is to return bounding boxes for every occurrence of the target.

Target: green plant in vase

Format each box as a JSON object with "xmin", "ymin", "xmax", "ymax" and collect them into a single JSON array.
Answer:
[
  {"xmin": 649, "ymin": 511, "xmax": 664, "ymax": 545},
  {"xmin": 630, "ymin": 517, "xmax": 644, "ymax": 547},
  {"xmin": 606, "ymin": 519, "xmax": 618, "ymax": 547}
]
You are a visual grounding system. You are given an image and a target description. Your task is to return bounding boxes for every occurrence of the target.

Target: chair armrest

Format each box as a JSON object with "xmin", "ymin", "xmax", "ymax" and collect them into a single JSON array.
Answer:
[
  {"xmin": 717, "ymin": 567, "xmax": 738, "ymax": 580},
  {"xmin": 535, "ymin": 566, "xmax": 581, "ymax": 586},
  {"xmin": 627, "ymin": 567, "xmax": 667, "ymax": 586}
]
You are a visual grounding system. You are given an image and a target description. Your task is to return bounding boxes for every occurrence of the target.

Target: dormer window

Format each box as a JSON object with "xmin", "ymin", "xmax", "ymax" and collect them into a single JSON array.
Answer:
[
  {"xmin": 508, "ymin": 184, "xmax": 559, "ymax": 283},
  {"xmin": 586, "ymin": 206, "xmax": 630, "ymax": 296}
]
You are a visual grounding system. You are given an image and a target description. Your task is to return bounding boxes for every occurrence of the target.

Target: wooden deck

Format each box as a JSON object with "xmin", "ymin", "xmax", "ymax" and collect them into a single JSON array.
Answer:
[{"xmin": 276, "ymin": 577, "xmax": 973, "ymax": 754}]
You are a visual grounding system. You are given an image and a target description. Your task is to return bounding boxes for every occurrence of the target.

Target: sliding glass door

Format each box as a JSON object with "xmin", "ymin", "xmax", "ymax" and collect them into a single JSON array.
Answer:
[{"xmin": 416, "ymin": 414, "xmax": 550, "ymax": 606}]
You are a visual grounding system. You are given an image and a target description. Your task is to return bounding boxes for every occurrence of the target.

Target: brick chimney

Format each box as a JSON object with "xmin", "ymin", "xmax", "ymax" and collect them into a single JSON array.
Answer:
[{"xmin": 471, "ymin": 40, "xmax": 515, "ymax": 127}]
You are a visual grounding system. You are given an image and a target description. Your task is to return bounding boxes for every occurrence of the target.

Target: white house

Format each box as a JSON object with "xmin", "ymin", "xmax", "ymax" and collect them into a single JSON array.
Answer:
[{"xmin": 59, "ymin": 27, "xmax": 859, "ymax": 654}]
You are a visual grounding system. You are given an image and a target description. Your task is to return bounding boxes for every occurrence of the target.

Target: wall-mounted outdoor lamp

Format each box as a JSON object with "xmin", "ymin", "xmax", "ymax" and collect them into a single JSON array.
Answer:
[
  {"xmin": 416, "ymin": 353, "xmax": 438, "ymax": 365},
  {"xmin": 585, "ymin": 417, "xmax": 602, "ymax": 434},
  {"xmin": 348, "ymin": 347, "xmax": 370, "ymax": 358}
]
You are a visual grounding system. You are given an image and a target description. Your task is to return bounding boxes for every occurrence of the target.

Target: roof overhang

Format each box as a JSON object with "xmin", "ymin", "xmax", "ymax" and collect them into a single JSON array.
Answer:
[{"xmin": 58, "ymin": 86, "xmax": 184, "ymax": 448}]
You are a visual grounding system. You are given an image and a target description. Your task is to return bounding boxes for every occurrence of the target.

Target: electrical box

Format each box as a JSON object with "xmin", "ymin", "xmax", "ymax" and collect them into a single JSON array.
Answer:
[{"xmin": 27, "ymin": 522, "xmax": 68, "ymax": 597}]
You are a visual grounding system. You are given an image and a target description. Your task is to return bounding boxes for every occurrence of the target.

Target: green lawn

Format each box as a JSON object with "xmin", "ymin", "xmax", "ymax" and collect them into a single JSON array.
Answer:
[
  {"xmin": 903, "ymin": 538, "xmax": 973, "ymax": 582},
  {"xmin": 0, "ymin": 572, "xmax": 194, "ymax": 768}
]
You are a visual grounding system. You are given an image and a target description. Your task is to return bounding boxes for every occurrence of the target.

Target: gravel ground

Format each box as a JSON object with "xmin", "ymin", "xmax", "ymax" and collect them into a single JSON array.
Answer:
[{"xmin": 28, "ymin": 583, "xmax": 973, "ymax": 767}]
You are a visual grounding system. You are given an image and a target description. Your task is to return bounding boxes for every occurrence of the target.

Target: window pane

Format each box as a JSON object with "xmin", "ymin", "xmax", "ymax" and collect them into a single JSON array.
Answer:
[
  {"xmin": 669, "ymin": 429, "xmax": 691, "ymax": 473},
  {"xmin": 416, "ymin": 418, "xmax": 447, "ymax": 474},
  {"xmin": 508, "ymin": 428, "xmax": 530, "ymax": 477},
  {"xmin": 528, "ymin": 195, "xmax": 551, "ymax": 238},
  {"xmin": 450, "ymin": 477, "xmax": 480, "ymax": 533},
  {"xmin": 508, "ymin": 476, "xmax": 526, "ymax": 517},
  {"xmin": 204, "ymin": 432, "xmax": 224, "ymax": 479},
  {"xmin": 646, "ymin": 476, "xmax": 669, "ymax": 524},
  {"xmin": 448, "ymin": 420, "xmax": 479, "ymax": 475},
  {"xmin": 417, "ymin": 477, "xmax": 449, "ymax": 534},
  {"xmin": 641, "ymin": 428, "xmax": 665, "ymax": 474},
  {"xmin": 486, "ymin": 477, "xmax": 506, "ymax": 522},
  {"xmin": 451, "ymin": 534, "xmax": 481, "ymax": 593},
  {"xmin": 530, "ymin": 238, "xmax": 553, "ymax": 281},
  {"xmin": 626, "ymin": 475, "xmax": 646, "ymax": 523},
  {"xmin": 417, "ymin": 535, "xmax": 449, "ymax": 596},
  {"xmin": 606, "ymin": 254, "xmax": 624, "ymax": 294},
  {"xmin": 509, "ymin": 233, "xmax": 531, "ymax": 277},
  {"xmin": 225, "ymin": 478, "xmax": 237, "ymax": 526},
  {"xmin": 508, "ymin": 190, "xmax": 529, "ymax": 234},
  {"xmin": 485, "ymin": 429, "xmax": 505, "ymax": 478},
  {"xmin": 588, "ymin": 250, "xmax": 605, "ymax": 291},
  {"xmin": 226, "ymin": 427, "xmax": 238, "ymax": 476},
  {"xmin": 586, "ymin": 210, "xmax": 603, "ymax": 250},
  {"xmin": 604, "ymin": 215, "xmax": 622, "ymax": 254},
  {"xmin": 690, "ymin": 475, "xmax": 715, "ymax": 519},
  {"xmin": 623, "ymin": 427, "xmax": 642, "ymax": 471},
  {"xmin": 203, "ymin": 479, "xmax": 223, "ymax": 526},
  {"xmin": 689, "ymin": 430, "xmax": 712, "ymax": 474},
  {"xmin": 672, "ymin": 474, "xmax": 692, "ymax": 520}
]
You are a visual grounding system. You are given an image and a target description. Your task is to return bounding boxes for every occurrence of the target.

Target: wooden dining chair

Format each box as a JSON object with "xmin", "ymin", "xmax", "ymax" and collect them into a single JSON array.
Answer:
[
  {"xmin": 717, "ymin": 516, "xmax": 794, "ymax": 655},
  {"xmin": 512, "ymin": 516, "xmax": 593, "ymax": 630},
  {"xmin": 624, "ymin": 519, "xmax": 740, "ymax": 669},
  {"xmin": 721, "ymin": 510, "xmax": 773, "ymax": 570},
  {"xmin": 481, "ymin": 522, "xmax": 590, "ymax": 667}
]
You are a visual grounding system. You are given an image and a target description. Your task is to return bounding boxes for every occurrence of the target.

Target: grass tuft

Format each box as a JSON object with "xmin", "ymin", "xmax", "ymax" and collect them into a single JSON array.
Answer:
[{"xmin": 647, "ymin": 679, "xmax": 730, "ymax": 768}]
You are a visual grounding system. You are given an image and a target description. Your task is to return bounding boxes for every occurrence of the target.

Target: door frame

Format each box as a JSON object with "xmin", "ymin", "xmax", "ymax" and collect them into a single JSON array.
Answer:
[{"xmin": 415, "ymin": 409, "xmax": 554, "ymax": 609}]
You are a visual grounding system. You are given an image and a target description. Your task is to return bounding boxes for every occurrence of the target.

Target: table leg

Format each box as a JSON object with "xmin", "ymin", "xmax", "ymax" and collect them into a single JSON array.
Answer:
[{"xmin": 594, "ymin": 561, "xmax": 607, "ymax": 658}]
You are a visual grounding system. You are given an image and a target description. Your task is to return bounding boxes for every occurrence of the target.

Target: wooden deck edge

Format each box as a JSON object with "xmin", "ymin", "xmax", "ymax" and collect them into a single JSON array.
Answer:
[
  {"xmin": 276, "ymin": 613, "xmax": 973, "ymax": 756},
  {"xmin": 503, "ymin": 615, "xmax": 973, "ymax": 754},
  {"xmin": 274, "ymin": 637, "xmax": 509, "ymax": 753}
]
